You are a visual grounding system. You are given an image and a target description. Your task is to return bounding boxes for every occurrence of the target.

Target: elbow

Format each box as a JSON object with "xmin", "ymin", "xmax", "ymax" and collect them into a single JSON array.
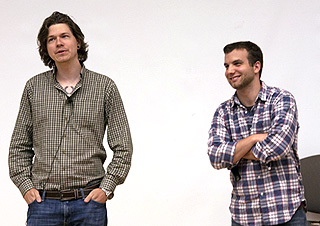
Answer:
[{"xmin": 209, "ymin": 155, "xmax": 227, "ymax": 170}]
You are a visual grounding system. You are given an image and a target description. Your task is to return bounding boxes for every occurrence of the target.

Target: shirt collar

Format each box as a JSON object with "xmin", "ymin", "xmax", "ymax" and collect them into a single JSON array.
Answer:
[
  {"xmin": 50, "ymin": 65, "xmax": 86, "ymax": 92},
  {"xmin": 51, "ymin": 65, "xmax": 86, "ymax": 82},
  {"xmin": 230, "ymin": 81, "xmax": 268, "ymax": 108}
]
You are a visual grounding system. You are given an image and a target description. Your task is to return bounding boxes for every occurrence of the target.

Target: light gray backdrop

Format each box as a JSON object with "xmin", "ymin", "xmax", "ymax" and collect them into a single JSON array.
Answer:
[{"xmin": 1, "ymin": 0, "xmax": 319, "ymax": 225}]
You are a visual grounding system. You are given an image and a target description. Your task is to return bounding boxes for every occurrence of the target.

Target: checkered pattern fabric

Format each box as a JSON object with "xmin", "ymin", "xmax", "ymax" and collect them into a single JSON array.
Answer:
[
  {"xmin": 9, "ymin": 67, "xmax": 133, "ymax": 197},
  {"xmin": 208, "ymin": 82, "xmax": 304, "ymax": 225}
]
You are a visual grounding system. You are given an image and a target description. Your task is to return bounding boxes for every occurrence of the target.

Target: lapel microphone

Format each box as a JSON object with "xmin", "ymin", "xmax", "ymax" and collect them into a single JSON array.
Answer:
[{"xmin": 66, "ymin": 96, "xmax": 73, "ymax": 104}]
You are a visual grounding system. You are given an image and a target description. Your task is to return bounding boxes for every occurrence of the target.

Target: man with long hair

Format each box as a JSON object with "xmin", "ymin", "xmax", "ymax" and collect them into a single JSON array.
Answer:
[{"xmin": 9, "ymin": 11, "xmax": 133, "ymax": 225}]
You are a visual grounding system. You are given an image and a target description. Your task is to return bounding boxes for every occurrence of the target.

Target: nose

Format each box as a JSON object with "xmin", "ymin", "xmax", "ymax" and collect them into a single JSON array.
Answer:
[
  {"xmin": 226, "ymin": 65, "xmax": 235, "ymax": 75},
  {"xmin": 56, "ymin": 37, "xmax": 63, "ymax": 46}
]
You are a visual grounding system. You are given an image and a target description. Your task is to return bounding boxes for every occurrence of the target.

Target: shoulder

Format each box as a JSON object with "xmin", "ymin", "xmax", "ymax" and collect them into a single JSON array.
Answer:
[
  {"xmin": 264, "ymin": 83, "xmax": 296, "ymax": 104},
  {"xmin": 214, "ymin": 98, "xmax": 233, "ymax": 118},
  {"xmin": 26, "ymin": 70, "xmax": 52, "ymax": 85},
  {"xmin": 83, "ymin": 68, "xmax": 116, "ymax": 87},
  {"xmin": 24, "ymin": 70, "xmax": 52, "ymax": 90},
  {"xmin": 82, "ymin": 68, "xmax": 121, "ymax": 100}
]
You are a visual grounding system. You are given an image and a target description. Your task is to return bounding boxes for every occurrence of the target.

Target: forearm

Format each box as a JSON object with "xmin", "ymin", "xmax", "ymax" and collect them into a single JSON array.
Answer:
[
  {"xmin": 8, "ymin": 149, "xmax": 34, "ymax": 196},
  {"xmin": 9, "ymin": 83, "xmax": 35, "ymax": 196},
  {"xmin": 251, "ymin": 91, "xmax": 299, "ymax": 163},
  {"xmin": 208, "ymin": 139, "xmax": 237, "ymax": 169},
  {"xmin": 242, "ymin": 151, "xmax": 259, "ymax": 161},
  {"xmin": 104, "ymin": 82, "xmax": 133, "ymax": 192},
  {"xmin": 9, "ymin": 133, "xmax": 34, "ymax": 196},
  {"xmin": 233, "ymin": 136, "xmax": 257, "ymax": 163},
  {"xmin": 105, "ymin": 122, "xmax": 133, "ymax": 192},
  {"xmin": 233, "ymin": 133, "xmax": 267, "ymax": 164},
  {"xmin": 100, "ymin": 148, "xmax": 132, "ymax": 193},
  {"xmin": 208, "ymin": 109, "xmax": 237, "ymax": 169}
]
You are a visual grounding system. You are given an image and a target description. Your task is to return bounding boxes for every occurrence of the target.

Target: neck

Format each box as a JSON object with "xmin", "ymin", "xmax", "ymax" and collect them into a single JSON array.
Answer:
[
  {"xmin": 236, "ymin": 79, "xmax": 261, "ymax": 107},
  {"xmin": 55, "ymin": 61, "xmax": 82, "ymax": 83}
]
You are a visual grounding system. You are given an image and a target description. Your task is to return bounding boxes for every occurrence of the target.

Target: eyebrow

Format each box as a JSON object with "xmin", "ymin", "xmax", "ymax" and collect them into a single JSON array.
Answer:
[
  {"xmin": 224, "ymin": 59, "xmax": 244, "ymax": 68},
  {"xmin": 47, "ymin": 32, "xmax": 71, "ymax": 38},
  {"xmin": 232, "ymin": 59, "xmax": 243, "ymax": 64}
]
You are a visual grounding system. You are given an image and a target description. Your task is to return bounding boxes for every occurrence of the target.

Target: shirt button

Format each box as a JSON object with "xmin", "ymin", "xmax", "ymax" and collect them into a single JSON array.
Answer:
[
  {"xmin": 257, "ymin": 175, "xmax": 261, "ymax": 179},
  {"xmin": 260, "ymin": 192, "xmax": 264, "ymax": 196}
]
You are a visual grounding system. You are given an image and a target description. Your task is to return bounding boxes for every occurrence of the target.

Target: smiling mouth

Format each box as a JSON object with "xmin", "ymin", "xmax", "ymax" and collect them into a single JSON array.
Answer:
[{"xmin": 230, "ymin": 75, "xmax": 241, "ymax": 82}]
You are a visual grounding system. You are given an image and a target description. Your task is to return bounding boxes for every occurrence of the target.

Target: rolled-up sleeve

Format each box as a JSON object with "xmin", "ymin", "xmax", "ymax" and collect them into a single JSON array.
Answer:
[
  {"xmin": 208, "ymin": 106, "xmax": 236, "ymax": 169},
  {"xmin": 251, "ymin": 91, "xmax": 299, "ymax": 164}
]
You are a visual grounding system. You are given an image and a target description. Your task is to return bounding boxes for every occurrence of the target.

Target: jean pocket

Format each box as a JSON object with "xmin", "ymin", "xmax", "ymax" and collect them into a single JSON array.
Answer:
[
  {"xmin": 28, "ymin": 199, "xmax": 38, "ymax": 206},
  {"xmin": 89, "ymin": 199, "xmax": 106, "ymax": 206}
]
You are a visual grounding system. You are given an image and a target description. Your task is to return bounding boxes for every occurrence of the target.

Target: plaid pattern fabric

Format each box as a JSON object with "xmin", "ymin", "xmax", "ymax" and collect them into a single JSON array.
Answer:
[
  {"xmin": 208, "ymin": 82, "xmax": 304, "ymax": 226},
  {"xmin": 9, "ymin": 67, "xmax": 133, "ymax": 197}
]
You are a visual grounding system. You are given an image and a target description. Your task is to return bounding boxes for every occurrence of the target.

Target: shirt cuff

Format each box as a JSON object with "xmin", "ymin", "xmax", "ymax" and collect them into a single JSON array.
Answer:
[
  {"xmin": 251, "ymin": 142, "xmax": 268, "ymax": 164},
  {"xmin": 101, "ymin": 188, "xmax": 114, "ymax": 200},
  {"xmin": 18, "ymin": 179, "xmax": 34, "ymax": 197}
]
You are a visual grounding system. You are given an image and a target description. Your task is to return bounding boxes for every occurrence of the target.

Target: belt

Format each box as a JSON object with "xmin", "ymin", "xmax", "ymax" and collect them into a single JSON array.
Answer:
[{"xmin": 39, "ymin": 183, "xmax": 100, "ymax": 201}]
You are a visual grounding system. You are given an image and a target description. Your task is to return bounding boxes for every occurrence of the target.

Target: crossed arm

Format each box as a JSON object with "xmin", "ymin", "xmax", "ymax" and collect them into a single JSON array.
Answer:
[
  {"xmin": 208, "ymin": 91, "xmax": 298, "ymax": 169},
  {"xmin": 232, "ymin": 133, "xmax": 268, "ymax": 164}
]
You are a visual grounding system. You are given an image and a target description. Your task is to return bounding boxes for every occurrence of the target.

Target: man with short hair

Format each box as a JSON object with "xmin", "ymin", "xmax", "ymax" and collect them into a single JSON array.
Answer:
[
  {"xmin": 9, "ymin": 11, "xmax": 133, "ymax": 225},
  {"xmin": 207, "ymin": 41, "xmax": 306, "ymax": 225}
]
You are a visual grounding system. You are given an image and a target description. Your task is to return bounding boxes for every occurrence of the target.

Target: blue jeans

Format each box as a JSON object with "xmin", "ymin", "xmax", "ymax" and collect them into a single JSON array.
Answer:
[
  {"xmin": 231, "ymin": 207, "xmax": 306, "ymax": 226},
  {"xmin": 27, "ymin": 198, "xmax": 107, "ymax": 226}
]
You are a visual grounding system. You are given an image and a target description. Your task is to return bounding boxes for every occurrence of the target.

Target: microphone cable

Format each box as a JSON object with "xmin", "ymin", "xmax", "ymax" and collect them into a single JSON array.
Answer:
[{"xmin": 41, "ymin": 96, "xmax": 74, "ymax": 196}]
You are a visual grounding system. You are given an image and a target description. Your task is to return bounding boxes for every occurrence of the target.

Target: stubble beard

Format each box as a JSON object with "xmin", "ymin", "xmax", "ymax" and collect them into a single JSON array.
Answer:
[{"xmin": 229, "ymin": 73, "xmax": 255, "ymax": 90}]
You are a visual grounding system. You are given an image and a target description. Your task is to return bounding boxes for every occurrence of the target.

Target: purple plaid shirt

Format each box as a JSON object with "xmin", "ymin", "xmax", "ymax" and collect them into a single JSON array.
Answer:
[{"xmin": 208, "ymin": 82, "xmax": 304, "ymax": 226}]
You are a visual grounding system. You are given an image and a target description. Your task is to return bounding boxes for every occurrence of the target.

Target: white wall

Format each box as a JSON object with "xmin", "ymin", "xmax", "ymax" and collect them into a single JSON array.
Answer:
[{"xmin": 1, "ymin": 1, "xmax": 319, "ymax": 225}]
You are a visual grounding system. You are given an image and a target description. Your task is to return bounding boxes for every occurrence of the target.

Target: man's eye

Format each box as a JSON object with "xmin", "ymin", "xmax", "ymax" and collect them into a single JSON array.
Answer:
[{"xmin": 47, "ymin": 38, "xmax": 54, "ymax": 43}]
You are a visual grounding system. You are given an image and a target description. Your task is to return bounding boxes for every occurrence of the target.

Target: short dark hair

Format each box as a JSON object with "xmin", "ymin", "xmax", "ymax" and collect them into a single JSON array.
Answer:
[
  {"xmin": 37, "ymin": 11, "xmax": 88, "ymax": 68},
  {"xmin": 223, "ymin": 41, "xmax": 263, "ymax": 78}
]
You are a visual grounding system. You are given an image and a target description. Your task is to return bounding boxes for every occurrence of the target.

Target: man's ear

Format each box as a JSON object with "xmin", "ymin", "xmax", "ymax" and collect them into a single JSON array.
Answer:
[{"xmin": 253, "ymin": 61, "xmax": 261, "ymax": 74}]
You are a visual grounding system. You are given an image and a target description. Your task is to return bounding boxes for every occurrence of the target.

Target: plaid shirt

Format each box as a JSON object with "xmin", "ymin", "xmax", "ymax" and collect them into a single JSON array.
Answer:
[
  {"xmin": 9, "ymin": 67, "xmax": 133, "ymax": 197},
  {"xmin": 208, "ymin": 82, "xmax": 304, "ymax": 225}
]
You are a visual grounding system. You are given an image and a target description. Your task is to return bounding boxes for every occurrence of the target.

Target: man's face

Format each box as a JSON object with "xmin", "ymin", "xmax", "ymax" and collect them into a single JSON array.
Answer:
[
  {"xmin": 224, "ymin": 49, "xmax": 260, "ymax": 90},
  {"xmin": 47, "ymin": 23, "xmax": 79, "ymax": 67}
]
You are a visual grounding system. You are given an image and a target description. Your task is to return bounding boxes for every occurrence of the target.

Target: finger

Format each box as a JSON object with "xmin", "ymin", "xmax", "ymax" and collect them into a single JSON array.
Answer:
[
  {"xmin": 84, "ymin": 191, "xmax": 93, "ymax": 203},
  {"xmin": 35, "ymin": 191, "xmax": 41, "ymax": 203}
]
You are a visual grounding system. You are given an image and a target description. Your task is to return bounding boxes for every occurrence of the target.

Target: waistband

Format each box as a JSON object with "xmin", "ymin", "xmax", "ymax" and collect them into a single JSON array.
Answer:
[{"xmin": 39, "ymin": 182, "xmax": 100, "ymax": 201}]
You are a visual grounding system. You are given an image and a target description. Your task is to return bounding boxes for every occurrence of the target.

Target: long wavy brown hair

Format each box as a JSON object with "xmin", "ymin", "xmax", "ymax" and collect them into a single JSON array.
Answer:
[{"xmin": 37, "ymin": 11, "xmax": 88, "ymax": 68}]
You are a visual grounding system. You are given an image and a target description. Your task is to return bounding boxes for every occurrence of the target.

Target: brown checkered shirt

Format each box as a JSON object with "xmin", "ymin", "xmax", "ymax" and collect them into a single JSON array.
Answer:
[{"xmin": 9, "ymin": 67, "xmax": 133, "ymax": 197}]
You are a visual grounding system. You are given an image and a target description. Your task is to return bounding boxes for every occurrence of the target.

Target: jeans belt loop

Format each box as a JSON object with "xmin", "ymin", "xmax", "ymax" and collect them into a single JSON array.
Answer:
[
  {"xmin": 41, "ymin": 190, "xmax": 46, "ymax": 201},
  {"xmin": 74, "ymin": 189, "xmax": 79, "ymax": 200},
  {"xmin": 80, "ymin": 188, "xmax": 85, "ymax": 199}
]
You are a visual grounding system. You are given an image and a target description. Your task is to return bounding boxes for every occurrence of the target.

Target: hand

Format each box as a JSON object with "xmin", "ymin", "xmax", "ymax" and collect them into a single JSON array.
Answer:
[
  {"xmin": 242, "ymin": 151, "xmax": 259, "ymax": 161},
  {"xmin": 233, "ymin": 133, "xmax": 268, "ymax": 164},
  {"xmin": 84, "ymin": 188, "xmax": 107, "ymax": 203},
  {"xmin": 24, "ymin": 188, "xmax": 41, "ymax": 204},
  {"xmin": 253, "ymin": 133, "xmax": 268, "ymax": 143}
]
